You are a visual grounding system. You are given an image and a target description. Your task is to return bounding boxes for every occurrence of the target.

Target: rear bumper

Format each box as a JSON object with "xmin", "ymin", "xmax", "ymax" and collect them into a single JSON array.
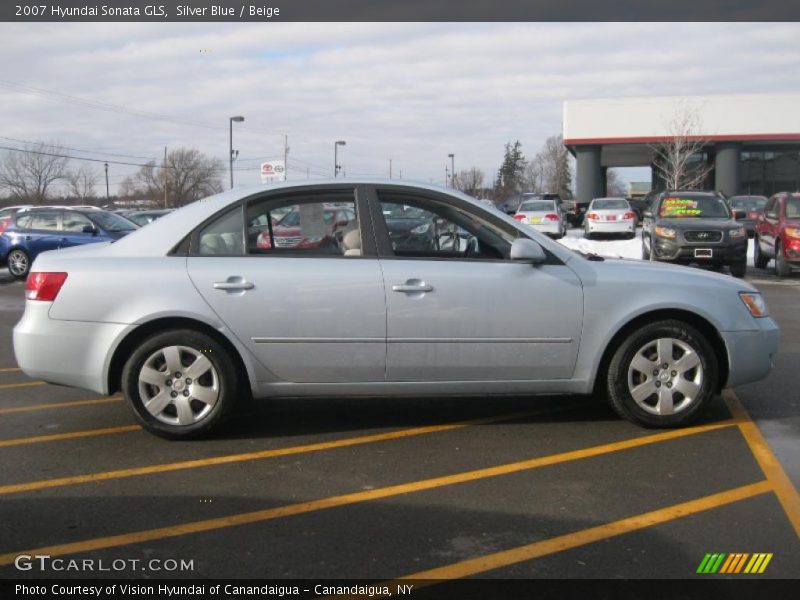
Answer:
[
  {"xmin": 721, "ymin": 318, "xmax": 780, "ymax": 388},
  {"xmin": 529, "ymin": 221, "xmax": 562, "ymax": 235},
  {"xmin": 13, "ymin": 302, "xmax": 126, "ymax": 395},
  {"xmin": 586, "ymin": 220, "xmax": 635, "ymax": 233}
]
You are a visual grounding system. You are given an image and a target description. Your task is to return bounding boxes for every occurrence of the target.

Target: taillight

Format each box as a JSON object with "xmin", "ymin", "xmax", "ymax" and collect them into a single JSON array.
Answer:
[
  {"xmin": 586, "ymin": 213, "xmax": 599, "ymax": 220},
  {"xmin": 0, "ymin": 216, "xmax": 11, "ymax": 234},
  {"xmin": 25, "ymin": 272, "xmax": 68, "ymax": 301},
  {"xmin": 544, "ymin": 213, "xmax": 559, "ymax": 221},
  {"xmin": 623, "ymin": 211, "xmax": 636, "ymax": 220},
  {"xmin": 513, "ymin": 214, "xmax": 527, "ymax": 221}
]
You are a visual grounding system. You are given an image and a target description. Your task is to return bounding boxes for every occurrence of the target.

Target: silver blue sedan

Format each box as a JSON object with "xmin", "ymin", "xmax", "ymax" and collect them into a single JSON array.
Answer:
[{"xmin": 13, "ymin": 180, "xmax": 779, "ymax": 438}]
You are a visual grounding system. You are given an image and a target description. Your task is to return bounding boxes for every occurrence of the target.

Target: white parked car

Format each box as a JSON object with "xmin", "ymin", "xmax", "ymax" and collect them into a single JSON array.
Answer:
[
  {"xmin": 584, "ymin": 198, "xmax": 637, "ymax": 239},
  {"xmin": 514, "ymin": 199, "xmax": 566, "ymax": 239}
]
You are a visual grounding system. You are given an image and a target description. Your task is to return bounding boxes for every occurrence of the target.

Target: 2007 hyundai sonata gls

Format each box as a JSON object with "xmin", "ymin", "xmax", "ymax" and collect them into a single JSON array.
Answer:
[{"xmin": 14, "ymin": 181, "xmax": 779, "ymax": 439}]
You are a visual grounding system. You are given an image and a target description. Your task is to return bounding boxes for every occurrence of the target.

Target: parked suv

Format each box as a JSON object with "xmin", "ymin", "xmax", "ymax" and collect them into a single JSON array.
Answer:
[
  {"xmin": 754, "ymin": 192, "xmax": 800, "ymax": 277},
  {"xmin": 641, "ymin": 191, "xmax": 748, "ymax": 278},
  {"xmin": 0, "ymin": 207, "xmax": 138, "ymax": 279}
]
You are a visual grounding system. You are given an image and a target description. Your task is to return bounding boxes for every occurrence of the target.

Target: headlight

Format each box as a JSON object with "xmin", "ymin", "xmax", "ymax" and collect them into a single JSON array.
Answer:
[
  {"xmin": 729, "ymin": 227, "xmax": 746, "ymax": 239},
  {"xmin": 655, "ymin": 226, "xmax": 676, "ymax": 239},
  {"xmin": 739, "ymin": 292, "xmax": 769, "ymax": 317},
  {"xmin": 411, "ymin": 223, "xmax": 430, "ymax": 234},
  {"xmin": 785, "ymin": 227, "xmax": 800, "ymax": 239}
]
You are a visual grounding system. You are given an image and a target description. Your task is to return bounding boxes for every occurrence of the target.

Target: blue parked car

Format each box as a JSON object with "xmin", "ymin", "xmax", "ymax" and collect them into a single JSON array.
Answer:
[{"xmin": 0, "ymin": 207, "xmax": 139, "ymax": 279}]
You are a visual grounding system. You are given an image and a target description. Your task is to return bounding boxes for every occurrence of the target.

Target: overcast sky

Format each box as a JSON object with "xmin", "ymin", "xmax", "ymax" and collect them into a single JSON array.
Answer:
[{"xmin": 1, "ymin": 22, "xmax": 799, "ymax": 195}]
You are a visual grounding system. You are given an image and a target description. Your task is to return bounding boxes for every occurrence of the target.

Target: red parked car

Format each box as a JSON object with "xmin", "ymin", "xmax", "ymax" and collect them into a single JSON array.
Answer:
[
  {"xmin": 754, "ymin": 192, "xmax": 800, "ymax": 277},
  {"xmin": 256, "ymin": 205, "xmax": 356, "ymax": 250}
]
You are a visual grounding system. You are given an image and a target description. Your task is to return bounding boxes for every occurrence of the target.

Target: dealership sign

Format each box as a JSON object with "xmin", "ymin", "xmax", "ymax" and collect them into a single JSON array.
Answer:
[{"xmin": 260, "ymin": 161, "xmax": 286, "ymax": 183}]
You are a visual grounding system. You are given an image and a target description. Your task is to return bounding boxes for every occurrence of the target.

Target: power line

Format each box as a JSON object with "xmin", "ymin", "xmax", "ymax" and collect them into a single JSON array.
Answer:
[{"xmin": 0, "ymin": 135, "xmax": 159, "ymax": 162}]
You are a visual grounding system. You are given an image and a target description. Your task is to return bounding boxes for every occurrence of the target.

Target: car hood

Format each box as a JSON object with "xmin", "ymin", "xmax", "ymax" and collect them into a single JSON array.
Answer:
[{"xmin": 655, "ymin": 217, "xmax": 738, "ymax": 230}]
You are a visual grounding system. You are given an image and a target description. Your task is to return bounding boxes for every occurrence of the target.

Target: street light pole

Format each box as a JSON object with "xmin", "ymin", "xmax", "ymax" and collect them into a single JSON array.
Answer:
[
  {"xmin": 334, "ymin": 140, "xmax": 346, "ymax": 178},
  {"xmin": 229, "ymin": 115, "xmax": 244, "ymax": 189},
  {"xmin": 104, "ymin": 163, "xmax": 109, "ymax": 203},
  {"xmin": 448, "ymin": 153, "xmax": 455, "ymax": 188}
]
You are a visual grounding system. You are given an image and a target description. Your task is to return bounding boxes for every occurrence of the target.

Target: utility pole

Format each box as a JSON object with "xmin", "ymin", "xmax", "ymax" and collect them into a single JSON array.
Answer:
[
  {"xmin": 389, "ymin": 158, "xmax": 393, "ymax": 179},
  {"xmin": 445, "ymin": 166, "xmax": 449, "ymax": 187},
  {"xmin": 104, "ymin": 163, "xmax": 109, "ymax": 203},
  {"xmin": 163, "ymin": 146, "xmax": 168, "ymax": 208},
  {"xmin": 306, "ymin": 167, "xmax": 310, "ymax": 180},
  {"xmin": 283, "ymin": 134, "xmax": 289, "ymax": 181},
  {"xmin": 448, "ymin": 153, "xmax": 455, "ymax": 188},
  {"xmin": 399, "ymin": 169, "xmax": 402, "ymax": 180}
]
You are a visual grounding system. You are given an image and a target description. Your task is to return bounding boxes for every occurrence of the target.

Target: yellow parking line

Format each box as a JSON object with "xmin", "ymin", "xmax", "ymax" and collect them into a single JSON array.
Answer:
[
  {"xmin": 0, "ymin": 381, "xmax": 45, "ymax": 390},
  {"xmin": 0, "ymin": 367, "xmax": 21, "ymax": 373},
  {"xmin": 723, "ymin": 389, "xmax": 800, "ymax": 539},
  {"xmin": 0, "ymin": 418, "xmax": 735, "ymax": 564},
  {"xmin": 391, "ymin": 481, "xmax": 772, "ymax": 583},
  {"xmin": 0, "ymin": 406, "xmax": 573, "ymax": 496},
  {"xmin": 0, "ymin": 425, "xmax": 141, "ymax": 448},
  {"xmin": 0, "ymin": 396, "xmax": 122, "ymax": 415}
]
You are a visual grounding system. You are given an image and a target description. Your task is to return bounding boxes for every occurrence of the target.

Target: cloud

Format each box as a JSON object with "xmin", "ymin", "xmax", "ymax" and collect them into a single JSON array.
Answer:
[{"xmin": 0, "ymin": 22, "xmax": 798, "ymax": 192}]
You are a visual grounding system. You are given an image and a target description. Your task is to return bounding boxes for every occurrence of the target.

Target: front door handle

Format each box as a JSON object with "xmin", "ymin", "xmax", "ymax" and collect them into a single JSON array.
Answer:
[
  {"xmin": 213, "ymin": 277, "xmax": 254, "ymax": 291},
  {"xmin": 392, "ymin": 280, "xmax": 433, "ymax": 293}
]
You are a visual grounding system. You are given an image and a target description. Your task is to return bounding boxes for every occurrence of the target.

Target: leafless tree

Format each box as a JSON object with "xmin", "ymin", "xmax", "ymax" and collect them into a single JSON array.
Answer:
[
  {"xmin": 0, "ymin": 142, "xmax": 69, "ymax": 204},
  {"xmin": 453, "ymin": 167, "xmax": 485, "ymax": 197},
  {"xmin": 66, "ymin": 165, "xmax": 99, "ymax": 202},
  {"xmin": 528, "ymin": 135, "xmax": 573, "ymax": 198},
  {"xmin": 650, "ymin": 105, "xmax": 712, "ymax": 191},
  {"xmin": 606, "ymin": 168, "xmax": 628, "ymax": 197},
  {"xmin": 126, "ymin": 148, "xmax": 223, "ymax": 207}
]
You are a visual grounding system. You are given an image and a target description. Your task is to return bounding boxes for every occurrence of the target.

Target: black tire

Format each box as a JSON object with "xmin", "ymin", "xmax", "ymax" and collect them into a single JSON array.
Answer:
[
  {"xmin": 641, "ymin": 236, "xmax": 651, "ymax": 260},
  {"xmin": 606, "ymin": 319, "xmax": 718, "ymax": 428},
  {"xmin": 775, "ymin": 242, "xmax": 791, "ymax": 278},
  {"xmin": 584, "ymin": 228, "xmax": 592, "ymax": 240},
  {"xmin": 7, "ymin": 248, "xmax": 30, "ymax": 280},
  {"xmin": 121, "ymin": 329, "xmax": 240, "ymax": 439},
  {"xmin": 729, "ymin": 260, "xmax": 747, "ymax": 278},
  {"xmin": 753, "ymin": 236, "xmax": 769, "ymax": 269}
]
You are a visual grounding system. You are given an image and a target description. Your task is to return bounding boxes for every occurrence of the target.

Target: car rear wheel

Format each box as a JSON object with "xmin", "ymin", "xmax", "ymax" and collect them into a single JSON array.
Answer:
[
  {"xmin": 641, "ymin": 236, "xmax": 651, "ymax": 260},
  {"xmin": 753, "ymin": 235, "xmax": 769, "ymax": 269},
  {"xmin": 121, "ymin": 329, "xmax": 240, "ymax": 439},
  {"xmin": 729, "ymin": 260, "xmax": 747, "ymax": 278},
  {"xmin": 775, "ymin": 242, "xmax": 791, "ymax": 278},
  {"xmin": 607, "ymin": 320, "xmax": 718, "ymax": 428},
  {"xmin": 7, "ymin": 249, "xmax": 30, "ymax": 279}
]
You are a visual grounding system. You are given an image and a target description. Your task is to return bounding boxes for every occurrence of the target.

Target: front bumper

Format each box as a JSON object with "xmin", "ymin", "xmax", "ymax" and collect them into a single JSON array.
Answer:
[
  {"xmin": 13, "ymin": 301, "xmax": 127, "ymax": 395},
  {"xmin": 653, "ymin": 236, "xmax": 747, "ymax": 263},
  {"xmin": 722, "ymin": 317, "xmax": 780, "ymax": 387}
]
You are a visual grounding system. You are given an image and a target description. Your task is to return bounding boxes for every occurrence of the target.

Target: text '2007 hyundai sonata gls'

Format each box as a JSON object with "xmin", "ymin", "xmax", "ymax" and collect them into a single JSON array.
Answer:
[{"xmin": 14, "ymin": 181, "xmax": 779, "ymax": 439}]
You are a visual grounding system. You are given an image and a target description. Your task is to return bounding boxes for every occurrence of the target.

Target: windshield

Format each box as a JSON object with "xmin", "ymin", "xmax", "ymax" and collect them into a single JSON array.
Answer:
[
  {"xmin": 730, "ymin": 196, "xmax": 768, "ymax": 210},
  {"xmin": 658, "ymin": 195, "xmax": 730, "ymax": 219},
  {"xmin": 519, "ymin": 201, "xmax": 554, "ymax": 212},
  {"xmin": 88, "ymin": 211, "xmax": 138, "ymax": 232},
  {"xmin": 592, "ymin": 199, "xmax": 628, "ymax": 210}
]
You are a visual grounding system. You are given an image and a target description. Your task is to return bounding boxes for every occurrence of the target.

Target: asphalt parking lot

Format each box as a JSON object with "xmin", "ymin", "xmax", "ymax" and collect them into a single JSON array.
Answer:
[{"xmin": 0, "ymin": 265, "xmax": 797, "ymax": 585}]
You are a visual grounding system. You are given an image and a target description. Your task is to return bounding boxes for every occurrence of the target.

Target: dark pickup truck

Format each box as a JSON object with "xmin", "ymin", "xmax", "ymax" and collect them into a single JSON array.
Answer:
[{"xmin": 641, "ymin": 190, "xmax": 749, "ymax": 278}]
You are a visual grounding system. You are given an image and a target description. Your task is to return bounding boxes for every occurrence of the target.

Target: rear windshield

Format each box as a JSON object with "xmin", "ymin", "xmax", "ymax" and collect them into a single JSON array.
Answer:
[
  {"xmin": 519, "ymin": 201, "xmax": 555, "ymax": 212},
  {"xmin": 592, "ymin": 199, "xmax": 628, "ymax": 210},
  {"xmin": 730, "ymin": 196, "xmax": 768, "ymax": 210},
  {"xmin": 87, "ymin": 211, "xmax": 138, "ymax": 232},
  {"xmin": 658, "ymin": 195, "xmax": 730, "ymax": 219}
]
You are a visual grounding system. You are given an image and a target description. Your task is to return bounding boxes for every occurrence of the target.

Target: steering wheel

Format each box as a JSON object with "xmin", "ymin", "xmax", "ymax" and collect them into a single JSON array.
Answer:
[{"xmin": 463, "ymin": 236, "xmax": 479, "ymax": 258}]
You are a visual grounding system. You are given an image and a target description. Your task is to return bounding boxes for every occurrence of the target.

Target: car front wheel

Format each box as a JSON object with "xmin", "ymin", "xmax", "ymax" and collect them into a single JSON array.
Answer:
[
  {"xmin": 121, "ymin": 329, "xmax": 240, "ymax": 439},
  {"xmin": 606, "ymin": 320, "xmax": 718, "ymax": 428},
  {"xmin": 775, "ymin": 242, "xmax": 791, "ymax": 278}
]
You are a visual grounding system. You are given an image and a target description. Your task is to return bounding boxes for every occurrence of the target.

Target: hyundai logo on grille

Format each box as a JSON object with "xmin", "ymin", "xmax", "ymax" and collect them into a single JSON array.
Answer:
[{"xmin": 698, "ymin": 232, "xmax": 709, "ymax": 239}]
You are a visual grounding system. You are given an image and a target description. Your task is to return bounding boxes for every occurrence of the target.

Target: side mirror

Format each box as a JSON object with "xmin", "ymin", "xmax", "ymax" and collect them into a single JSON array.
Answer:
[
  {"xmin": 510, "ymin": 238, "xmax": 546, "ymax": 264},
  {"xmin": 642, "ymin": 210, "xmax": 653, "ymax": 219},
  {"xmin": 82, "ymin": 224, "xmax": 97, "ymax": 235}
]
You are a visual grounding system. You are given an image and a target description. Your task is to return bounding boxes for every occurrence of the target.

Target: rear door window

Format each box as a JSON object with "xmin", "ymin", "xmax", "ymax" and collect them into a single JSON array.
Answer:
[{"xmin": 29, "ymin": 211, "xmax": 61, "ymax": 231}]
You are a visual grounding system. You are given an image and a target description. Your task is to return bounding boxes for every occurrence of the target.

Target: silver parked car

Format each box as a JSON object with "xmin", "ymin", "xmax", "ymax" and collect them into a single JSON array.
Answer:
[
  {"xmin": 584, "ymin": 197, "xmax": 637, "ymax": 239},
  {"xmin": 514, "ymin": 199, "xmax": 566, "ymax": 239},
  {"xmin": 14, "ymin": 181, "xmax": 779, "ymax": 439}
]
